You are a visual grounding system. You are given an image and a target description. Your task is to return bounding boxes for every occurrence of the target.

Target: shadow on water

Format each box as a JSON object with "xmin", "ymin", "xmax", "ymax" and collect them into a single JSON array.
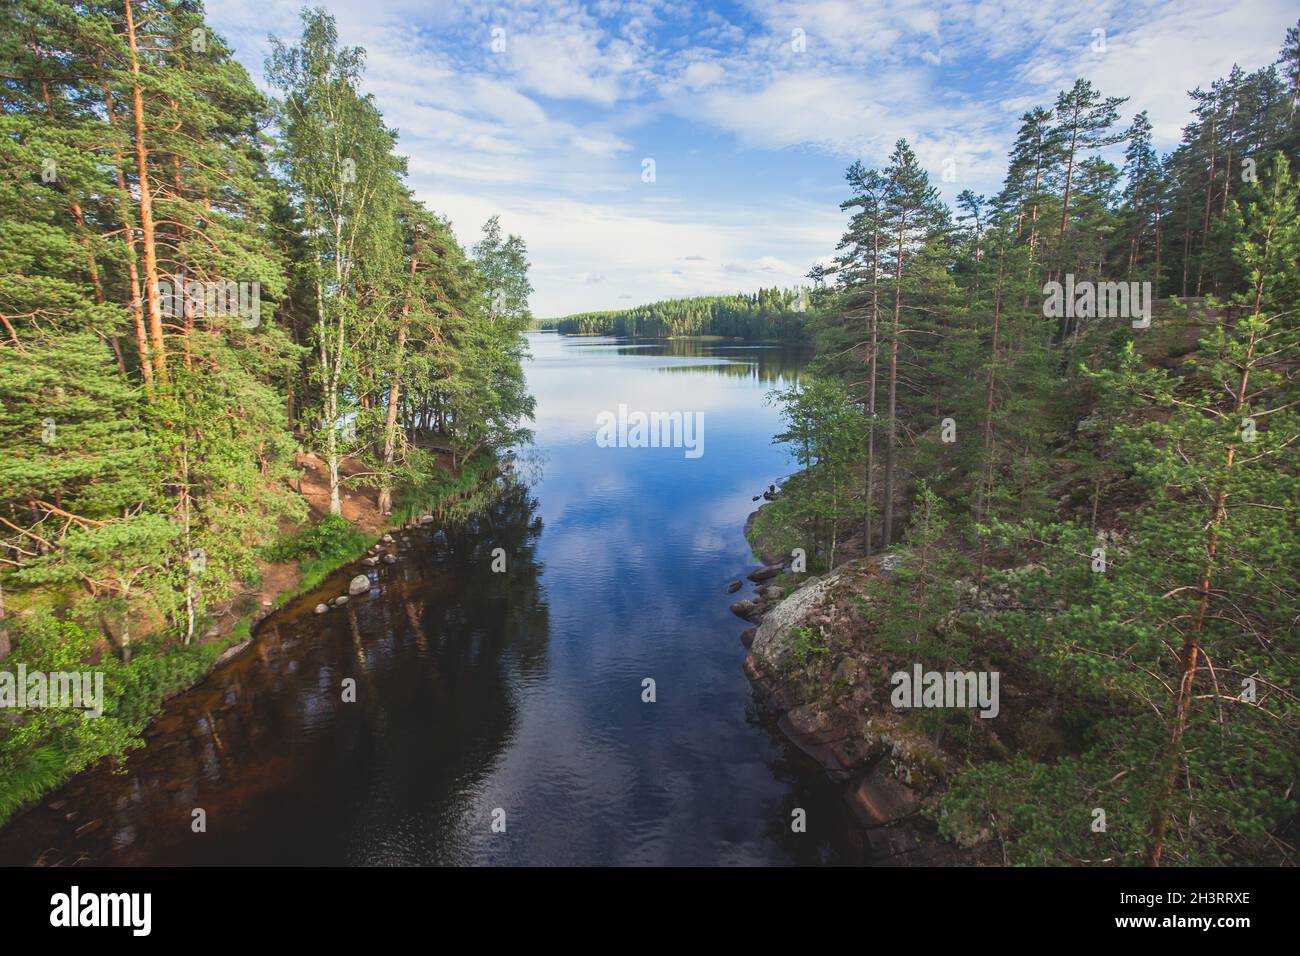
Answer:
[{"xmin": 0, "ymin": 486, "xmax": 550, "ymax": 865}]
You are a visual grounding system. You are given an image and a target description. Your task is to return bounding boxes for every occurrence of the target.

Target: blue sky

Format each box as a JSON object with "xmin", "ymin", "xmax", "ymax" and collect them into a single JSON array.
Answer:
[{"xmin": 206, "ymin": 0, "xmax": 1297, "ymax": 318}]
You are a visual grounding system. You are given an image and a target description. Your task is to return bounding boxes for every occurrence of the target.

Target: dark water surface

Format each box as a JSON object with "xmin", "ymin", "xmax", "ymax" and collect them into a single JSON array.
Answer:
[{"xmin": 0, "ymin": 333, "xmax": 874, "ymax": 865}]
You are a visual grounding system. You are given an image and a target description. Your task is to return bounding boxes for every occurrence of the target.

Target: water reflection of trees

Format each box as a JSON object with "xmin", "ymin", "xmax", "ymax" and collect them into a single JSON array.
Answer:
[
  {"xmin": 417, "ymin": 483, "xmax": 550, "ymax": 678},
  {"xmin": 0, "ymin": 483, "xmax": 552, "ymax": 866},
  {"xmin": 643, "ymin": 341, "xmax": 809, "ymax": 384},
  {"xmin": 343, "ymin": 481, "xmax": 551, "ymax": 863},
  {"xmin": 655, "ymin": 360, "xmax": 803, "ymax": 385}
]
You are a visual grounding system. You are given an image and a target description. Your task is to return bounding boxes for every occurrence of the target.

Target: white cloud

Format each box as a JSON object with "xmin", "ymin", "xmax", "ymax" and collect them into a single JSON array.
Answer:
[
  {"xmin": 203, "ymin": 0, "xmax": 1297, "ymax": 318},
  {"xmin": 506, "ymin": 28, "xmax": 635, "ymax": 105},
  {"xmin": 417, "ymin": 190, "xmax": 842, "ymax": 316},
  {"xmin": 684, "ymin": 61, "xmax": 725, "ymax": 89}
]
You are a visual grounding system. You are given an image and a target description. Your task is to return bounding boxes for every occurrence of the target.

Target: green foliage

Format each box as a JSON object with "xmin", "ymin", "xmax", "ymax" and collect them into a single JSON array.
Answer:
[
  {"xmin": 0, "ymin": 610, "xmax": 232, "ymax": 826},
  {"xmin": 545, "ymin": 289, "xmax": 810, "ymax": 341},
  {"xmin": 788, "ymin": 624, "xmax": 829, "ymax": 667},
  {"xmin": 760, "ymin": 376, "xmax": 866, "ymax": 569},
  {"xmin": 766, "ymin": 25, "xmax": 1300, "ymax": 865},
  {"xmin": 263, "ymin": 514, "xmax": 370, "ymax": 591},
  {"xmin": 0, "ymin": 1, "xmax": 537, "ymax": 818},
  {"xmin": 263, "ymin": 514, "xmax": 367, "ymax": 564}
]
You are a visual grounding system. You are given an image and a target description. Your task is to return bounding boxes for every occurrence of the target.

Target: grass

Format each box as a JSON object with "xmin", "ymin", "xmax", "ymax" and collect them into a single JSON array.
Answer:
[
  {"xmin": 0, "ymin": 515, "xmax": 373, "ymax": 828},
  {"xmin": 263, "ymin": 513, "xmax": 373, "ymax": 595},
  {"xmin": 0, "ymin": 460, "xmax": 496, "ymax": 829}
]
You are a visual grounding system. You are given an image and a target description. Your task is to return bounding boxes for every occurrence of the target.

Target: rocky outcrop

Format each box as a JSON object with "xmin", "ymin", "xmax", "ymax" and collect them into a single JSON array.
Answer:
[
  {"xmin": 750, "ymin": 571, "xmax": 843, "ymax": 673},
  {"xmin": 215, "ymin": 639, "xmax": 252, "ymax": 667},
  {"xmin": 848, "ymin": 764, "xmax": 918, "ymax": 826},
  {"xmin": 735, "ymin": 555, "xmax": 974, "ymax": 865},
  {"xmin": 778, "ymin": 703, "xmax": 877, "ymax": 783}
]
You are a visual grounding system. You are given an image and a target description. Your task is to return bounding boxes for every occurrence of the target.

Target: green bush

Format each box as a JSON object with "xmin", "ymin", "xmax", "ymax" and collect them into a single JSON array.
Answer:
[
  {"xmin": 0, "ymin": 611, "xmax": 226, "ymax": 826},
  {"xmin": 263, "ymin": 515, "xmax": 371, "ymax": 592}
]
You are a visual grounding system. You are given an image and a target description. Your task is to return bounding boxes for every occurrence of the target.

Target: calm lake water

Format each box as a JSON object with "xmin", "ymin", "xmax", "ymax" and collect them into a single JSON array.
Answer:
[{"xmin": 0, "ymin": 333, "xmax": 875, "ymax": 865}]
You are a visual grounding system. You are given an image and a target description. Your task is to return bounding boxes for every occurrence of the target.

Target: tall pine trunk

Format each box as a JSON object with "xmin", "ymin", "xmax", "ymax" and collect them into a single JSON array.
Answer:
[
  {"xmin": 976, "ymin": 242, "xmax": 1006, "ymax": 524},
  {"xmin": 881, "ymin": 214, "xmax": 906, "ymax": 547},
  {"xmin": 1148, "ymin": 237, "xmax": 1269, "ymax": 864},
  {"xmin": 1148, "ymin": 329, "xmax": 1255, "ymax": 866},
  {"xmin": 102, "ymin": 75, "xmax": 153, "ymax": 395},
  {"xmin": 1054, "ymin": 124, "xmax": 1080, "ymax": 342},
  {"xmin": 864, "ymin": 221, "xmax": 879, "ymax": 556},
  {"xmin": 124, "ymin": 0, "xmax": 166, "ymax": 378},
  {"xmin": 1195, "ymin": 105, "xmax": 1218, "ymax": 296}
]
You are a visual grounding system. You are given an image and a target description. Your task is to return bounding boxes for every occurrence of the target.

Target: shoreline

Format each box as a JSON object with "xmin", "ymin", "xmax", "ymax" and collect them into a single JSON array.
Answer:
[
  {"xmin": 733, "ymin": 494, "xmax": 985, "ymax": 866},
  {"xmin": 0, "ymin": 453, "xmax": 505, "ymax": 833}
]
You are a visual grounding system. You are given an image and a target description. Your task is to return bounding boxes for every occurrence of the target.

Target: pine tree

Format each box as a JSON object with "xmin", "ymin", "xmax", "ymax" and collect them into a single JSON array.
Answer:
[
  {"xmin": 1049, "ymin": 79, "xmax": 1127, "ymax": 338},
  {"xmin": 879, "ymin": 139, "xmax": 950, "ymax": 547},
  {"xmin": 835, "ymin": 161, "xmax": 888, "ymax": 553}
]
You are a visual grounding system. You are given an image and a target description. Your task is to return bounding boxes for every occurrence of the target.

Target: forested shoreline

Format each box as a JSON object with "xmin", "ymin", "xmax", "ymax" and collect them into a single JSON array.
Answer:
[
  {"xmin": 743, "ymin": 23, "xmax": 1299, "ymax": 864},
  {"xmin": 0, "ymin": 3, "xmax": 533, "ymax": 821},
  {"xmin": 543, "ymin": 289, "xmax": 811, "ymax": 341}
]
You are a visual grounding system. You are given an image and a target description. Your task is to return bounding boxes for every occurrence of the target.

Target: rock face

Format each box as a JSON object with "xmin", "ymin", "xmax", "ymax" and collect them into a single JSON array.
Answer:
[
  {"xmin": 215, "ymin": 639, "xmax": 252, "ymax": 667},
  {"xmin": 847, "ymin": 764, "xmax": 919, "ymax": 826},
  {"xmin": 779, "ymin": 705, "xmax": 860, "ymax": 782},
  {"xmin": 750, "ymin": 571, "xmax": 843, "ymax": 673},
  {"xmin": 348, "ymin": 573, "xmax": 371, "ymax": 596},
  {"xmin": 734, "ymin": 541, "xmax": 980, "ymax": 865},
  {"xmin": 876, "ymin": 552, "xmax": 903, "ymax": 575}
]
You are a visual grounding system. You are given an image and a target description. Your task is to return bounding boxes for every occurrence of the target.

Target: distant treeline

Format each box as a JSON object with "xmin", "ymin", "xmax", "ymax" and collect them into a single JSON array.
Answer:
[{"xmin": 542, "ymin": 289, "xmax": 810, "ymax": 341}]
